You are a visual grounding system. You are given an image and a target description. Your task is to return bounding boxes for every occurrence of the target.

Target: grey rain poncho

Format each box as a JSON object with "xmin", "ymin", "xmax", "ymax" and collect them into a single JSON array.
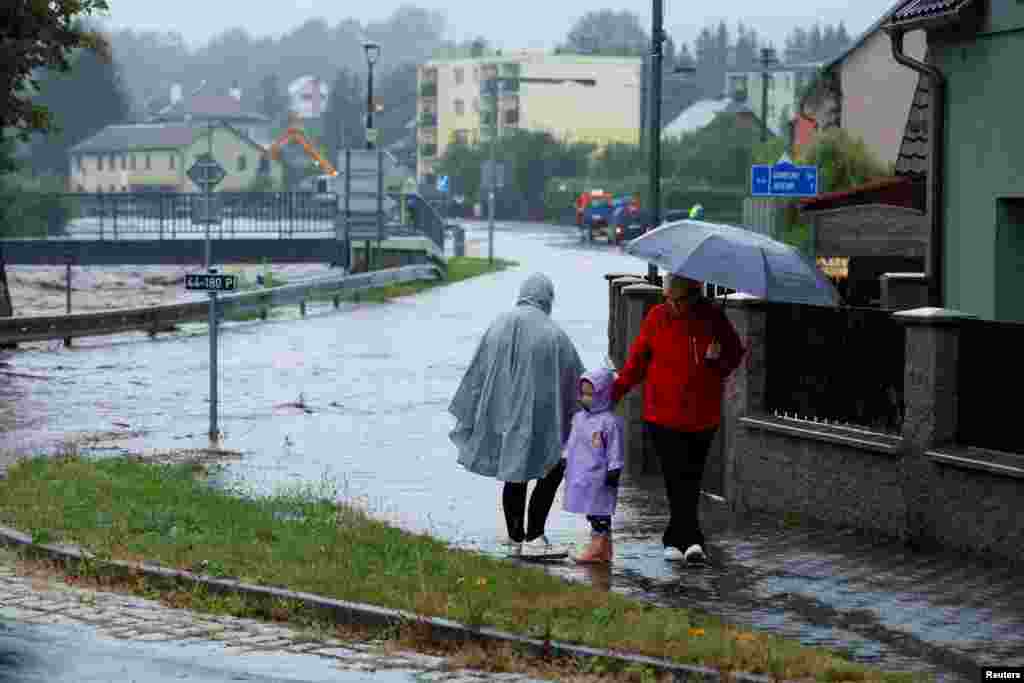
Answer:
[{"xmin": 449, "ymin": 273, "xmax": 585, "ymax": 482}]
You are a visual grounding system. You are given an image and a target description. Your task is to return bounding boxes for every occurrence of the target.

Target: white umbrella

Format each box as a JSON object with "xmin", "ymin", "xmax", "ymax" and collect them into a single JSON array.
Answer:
[{"xmin": 625, "ymin": 219, "xmax": 842, "ymax": 307}]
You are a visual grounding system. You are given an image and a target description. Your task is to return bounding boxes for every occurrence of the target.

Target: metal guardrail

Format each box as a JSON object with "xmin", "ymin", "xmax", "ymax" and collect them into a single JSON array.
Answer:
[{"xmin": 0, "ymin": 264, "xmax": 443, "ymax": 345}]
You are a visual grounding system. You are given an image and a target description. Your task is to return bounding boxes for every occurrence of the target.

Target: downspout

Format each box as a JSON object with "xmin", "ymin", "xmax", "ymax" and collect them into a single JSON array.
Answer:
[{"xmin": 889, "ymin": 28, "xmax": 945, "ymax": 308}]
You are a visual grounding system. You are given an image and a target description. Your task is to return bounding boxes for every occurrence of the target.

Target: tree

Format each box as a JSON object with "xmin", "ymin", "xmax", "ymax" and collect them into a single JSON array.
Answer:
[
  {"xmin": 28, "ymin": 47, "xmax": 132, "ymax": 177},
  {"xmin": 1, "ymin": 1, "xmax": 112, "ymax": 141},
  {"xmin": 259, "ymin": 74, "xmax": 289, "ymax": 126},
  {"xmin": 322, "ymin": 68, "xmax": 364, "ymax": 162},
  {"xmin": 565, "ymin": 10, "xmax": 648, "ymax": 56}
]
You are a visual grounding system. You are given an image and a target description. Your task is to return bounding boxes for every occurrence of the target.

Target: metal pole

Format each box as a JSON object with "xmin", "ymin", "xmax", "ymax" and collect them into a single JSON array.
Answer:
[
  {"xmin": 366, "ymin": 60, "xmax": 375, "ymax": 151},
  {"xmin": 647, "ymin": 0, "xmax": 664, "ymax": 284},
  {"xmin": 205, "ymin": 121, "xmax": 218, "ymax": 443},
  {"xmin": 487, "ymin": 77, "xmax": 500, "ymax": 266},
  {"xmin": 376, "ymin": 148, "xmax": 383, "ymax": 266},
  {"xmin": 64, "ymin": 258, "xmax": 72, "ymax": 348},
  {"xmin": 344, "ymin": 149, "xmax": 352, "ymax": 271},
  {"xmin": 761, "ymin": 69, "xmax": 769, "ymax": 143}
]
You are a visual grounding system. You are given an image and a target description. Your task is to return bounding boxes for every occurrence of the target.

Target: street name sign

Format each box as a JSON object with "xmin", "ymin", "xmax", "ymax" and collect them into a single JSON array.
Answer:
[
  {"xmin": 185, "ymin": 273, "xmax": 238, "ymax": 292},
  {"xmin": 750, "ymin": 159, "xmax": 818, "ymax": 197}
]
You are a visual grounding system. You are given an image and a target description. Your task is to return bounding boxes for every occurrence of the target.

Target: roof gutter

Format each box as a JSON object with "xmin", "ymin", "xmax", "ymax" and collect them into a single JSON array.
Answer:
[{"xmin": 886, "ymin": 27, "xmax": 945, "ymax": 308}]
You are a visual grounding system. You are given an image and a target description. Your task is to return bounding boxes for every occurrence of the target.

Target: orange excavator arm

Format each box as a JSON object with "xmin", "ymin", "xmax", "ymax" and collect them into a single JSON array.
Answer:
[{"xmin": 268, "ymin": 126, "xmax": 338, "ymax": 177}]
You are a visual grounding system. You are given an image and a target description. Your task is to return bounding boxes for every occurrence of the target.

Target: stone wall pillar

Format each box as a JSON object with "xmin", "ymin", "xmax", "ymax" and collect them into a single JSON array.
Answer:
[
  {"xmin": 721, "ymin": 294, "xmax": 768, "ymax": 515},
  {"xmin": 894, "ymin": 307, "xmax": 976, "ymax": 548},
  {"xmin": 609, "ymin": 276, "xmax": 646, "ymax": 368},
  {"xmin": 619, "ymin": 283, "xmax": 663, "ymax": 475},
  {"xmin": 604, "ymin": 273, "xmax": 640, "ymax": 365}
]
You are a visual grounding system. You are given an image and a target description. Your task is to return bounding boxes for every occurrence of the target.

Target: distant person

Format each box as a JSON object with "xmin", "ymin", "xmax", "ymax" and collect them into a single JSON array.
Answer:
[
  {"xmin": 562, "ymin": 367, "xmax": 624, "ymax": 564},
  {"xmin": 449, "ymin": 273, "xmax": 585, "ymax": 558},
  {"xmin": 611, "ymin": 274, "xmax": 744, "ymax": 564}
]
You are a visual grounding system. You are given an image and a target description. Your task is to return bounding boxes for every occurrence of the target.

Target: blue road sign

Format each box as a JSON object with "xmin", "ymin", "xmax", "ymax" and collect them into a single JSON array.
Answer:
[
  {"xmin": 437, "ymin": 175, "xmax": 449, "ymax": 193},
  {"xmin": 750, "ymin": 160, "xmax": 818, "ymax": 197}
]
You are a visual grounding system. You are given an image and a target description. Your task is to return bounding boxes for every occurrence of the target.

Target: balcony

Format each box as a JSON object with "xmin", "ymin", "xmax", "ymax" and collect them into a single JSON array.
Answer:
[
  {"xmin": 419, "ymin": 112, "xmax": 437, "ymax": 128},
  {"xmin": 420, "ymin": 144, "xmax": 438, "ymax": 158},
  {"xmin": 419, "ymin": 82, "xmax": 438, "ymax": 98}
]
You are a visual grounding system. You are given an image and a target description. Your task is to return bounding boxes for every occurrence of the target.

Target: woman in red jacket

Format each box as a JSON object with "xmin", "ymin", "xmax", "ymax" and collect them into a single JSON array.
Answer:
[{"xmin": 610, "ymin": 274, "xmax": 745, "ymax": 564}]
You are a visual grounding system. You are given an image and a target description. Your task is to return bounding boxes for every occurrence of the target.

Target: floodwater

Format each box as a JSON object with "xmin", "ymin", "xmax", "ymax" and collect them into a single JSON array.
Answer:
[{"xmin": 1, "ymin": 221, "xmax": 1020, "ymax": 681}]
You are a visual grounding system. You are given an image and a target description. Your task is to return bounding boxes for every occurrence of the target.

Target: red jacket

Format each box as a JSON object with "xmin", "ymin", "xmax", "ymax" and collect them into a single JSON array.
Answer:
[{"xmin": 611, "ymin": 300, "xmax": 745, "ymax": 432}]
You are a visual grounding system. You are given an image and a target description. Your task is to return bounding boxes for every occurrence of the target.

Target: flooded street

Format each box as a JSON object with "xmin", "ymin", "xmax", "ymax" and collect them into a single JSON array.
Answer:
[{"xmin": 1, "ymin": 221, "xmax": 1020, "ymax": 681}]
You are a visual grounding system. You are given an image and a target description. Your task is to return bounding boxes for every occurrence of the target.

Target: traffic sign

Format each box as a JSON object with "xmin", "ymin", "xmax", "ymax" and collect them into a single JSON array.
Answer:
[
  {"xmin": 481, "ymin": 160, "xmax": 505, "ymax": 190},
  {"xmin": 185, "ymin": 273, "xmax": 238, "ymax": 292},
  {"xmin": 187, "ymin": 157, "xmax": 227, "ymax": 191},
  {"xmin": 751, "ymin": 159, "xmax": 818, "ymax": 197}
]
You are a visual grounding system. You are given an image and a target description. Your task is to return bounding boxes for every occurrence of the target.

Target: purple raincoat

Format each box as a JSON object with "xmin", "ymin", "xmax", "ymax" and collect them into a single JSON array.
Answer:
[{"xmin": 562, "ymin": 367, "xmax": 625, "ymax": 517}]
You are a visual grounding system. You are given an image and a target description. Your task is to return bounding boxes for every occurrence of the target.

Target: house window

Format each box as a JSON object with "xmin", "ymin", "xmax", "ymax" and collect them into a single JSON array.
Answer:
[
  {"xmin": 169, "ymin": 154, "xmax": 176, "ymax": 170},
  {"xmin": 145, "ymin": 154, "xmax": 152, "ymax": 170},
  {"xmin": 454, "ymin": 129, "xmax": 468, "ymax": 144},
  {"xmin": 454, "ymin": 67, "xmax": 464, "ymax": 85},
  {"xmin": 97, "ymin": 156, "xmax": 103, "ymax": 171},
  {"xmin": 76, "ymin": 184, "xmax": 84, "ymax": 192},
  {"xmin": 473, "ymin": 98, "xmax": 479, "ymax": 113},
  {"xmin": 129, "ymin": 155, "xmax": 136, "ymax": 170},
  {"xmin": 504, "ymin": 108, "xmax": 518, "ymax": 125},
  {"xmin": 120, "ymin": 155, "xmax": 126, "ymax": 170},
  {"xmin": 237, "ymin": 155, "xmax": 247, "ymax": 172},
  {"xmin": 454, "ymin": 99, "xmax": 465, "ymax": 116},
  {"xmin": 108, "ymin": 154, "xmax": 115, "ymax": 169},
  {"xmin": 122, "ymin": 186, "xmax": 128, "ymax": 192},
  {"xmin": 109, "ymin": 184, "xmax": 116, "ymax": 192}
]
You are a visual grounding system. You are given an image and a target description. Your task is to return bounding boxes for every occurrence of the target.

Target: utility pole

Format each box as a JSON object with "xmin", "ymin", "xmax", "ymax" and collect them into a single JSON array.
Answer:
[
  {"xmin": 487, "ymin": 76, "xmax": 501, "ymax": 266},
  {"xmin": 647, "ymin": 0, "xmax": 665, "ymax": 284}
]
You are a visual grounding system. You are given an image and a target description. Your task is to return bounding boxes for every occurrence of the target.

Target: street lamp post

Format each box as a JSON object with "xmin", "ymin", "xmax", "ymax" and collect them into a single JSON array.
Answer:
[
  {"xmin": 364, "ymin": 41, "xmax": 380, "ymax": 150},
  {"xmin": 759, "ymin": 46, "xmax": 778, "ymax": 143}
]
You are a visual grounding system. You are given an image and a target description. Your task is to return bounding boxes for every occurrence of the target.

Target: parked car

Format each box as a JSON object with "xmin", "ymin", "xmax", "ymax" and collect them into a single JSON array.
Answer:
[{"xmin": 576, "ymin": 190, "xmax": 615, "ymax": 241}]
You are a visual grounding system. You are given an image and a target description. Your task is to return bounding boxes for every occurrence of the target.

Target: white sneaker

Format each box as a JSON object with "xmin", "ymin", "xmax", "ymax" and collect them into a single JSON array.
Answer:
[
  {"xmin": 683, "ymin": 544, "xmax": 707, "ymax": 564},
  {"xmin": 521, "ymin": 535, "xmax": 555, "ymax": 558},
  {"xmin": 664, "ymin": 546, "xmax": 686, "ymax": 561}
]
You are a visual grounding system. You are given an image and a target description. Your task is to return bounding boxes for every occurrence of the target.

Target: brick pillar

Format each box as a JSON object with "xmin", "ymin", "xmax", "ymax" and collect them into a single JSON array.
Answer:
[
  {"xmin": 893, "ymin": 307, "xmax": 976, "ymax": 548},
  {"xmin": 620, "ymin": 283, "xmax": 663, "ymax": 475},
  {"xmin": 609, "ymin": 276, "xmax": 646, "ymax": 368},
  {"xmin": 721, "ymin": 293, "xmax": 768, "ymax": 515}
]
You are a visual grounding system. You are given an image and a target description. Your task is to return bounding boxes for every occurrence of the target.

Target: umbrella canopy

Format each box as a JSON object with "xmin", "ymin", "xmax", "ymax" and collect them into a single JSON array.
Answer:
[{"xmin": 624, "ymin": 219, "xmax": 842, "ymax": 307}]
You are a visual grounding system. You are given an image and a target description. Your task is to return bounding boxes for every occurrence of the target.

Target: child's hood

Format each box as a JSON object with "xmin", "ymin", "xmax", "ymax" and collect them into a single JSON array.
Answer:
[{"xmin": 581, "ymin": 367, "xmax": 615, "ymax": 413}]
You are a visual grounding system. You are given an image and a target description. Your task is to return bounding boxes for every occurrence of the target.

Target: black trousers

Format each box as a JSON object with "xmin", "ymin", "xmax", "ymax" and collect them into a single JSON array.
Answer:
[
  {"xmin": 586, "ymin": 515, "xmax": 612, "ymax": 535},
  {"xmin": 646, "ymin": 422, "xmax": 717, "ymax": 550},
  {"xmin": 502, "ymin": 460, "xmax": 565, "ymax": 543}
]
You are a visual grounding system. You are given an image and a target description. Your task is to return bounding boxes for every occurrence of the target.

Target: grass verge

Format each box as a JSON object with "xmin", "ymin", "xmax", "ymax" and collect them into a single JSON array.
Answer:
[
  {"xmin": 220, "ymin": 256, "xmax": 517, "ymax": 322},
  {"xmin": 0, "ymin": 451, "xmax": 930, "ymax": 683}
]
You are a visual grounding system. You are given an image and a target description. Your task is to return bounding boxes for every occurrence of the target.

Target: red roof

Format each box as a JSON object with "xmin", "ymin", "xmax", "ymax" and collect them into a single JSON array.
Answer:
[
  {"xmin": 793, "ymin": 114, "xmax": 817, "ymax": 155},
  {"xmin": 799, "ymin": 175, "xmax": 921, "ymax": 212}
]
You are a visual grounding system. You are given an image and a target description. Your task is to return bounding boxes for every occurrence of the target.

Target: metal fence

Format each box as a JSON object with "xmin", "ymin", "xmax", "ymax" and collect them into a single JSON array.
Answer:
[
  {"xmin": 764, "ymin": 302, "xmax": 906, "ymax": 434},
  {"xmin": 957, "ymin": 317, "xmax": 1024, "ymax": 454},
  {"xmin": 56, "ymin": 192, "xmax": 339, "ymax": 239}
]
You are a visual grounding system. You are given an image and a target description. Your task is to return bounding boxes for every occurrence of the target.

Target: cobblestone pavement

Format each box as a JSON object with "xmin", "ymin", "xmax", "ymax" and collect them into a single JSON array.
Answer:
[{"xmin": 0, "ymin": 556, "xmax": 551, "ymax": 683}]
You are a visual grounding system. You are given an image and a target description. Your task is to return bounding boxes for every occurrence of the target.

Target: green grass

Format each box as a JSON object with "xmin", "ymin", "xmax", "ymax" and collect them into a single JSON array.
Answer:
[{"xmin": 0, "ymin": 452, "xmax": 931, "ymax": 683}]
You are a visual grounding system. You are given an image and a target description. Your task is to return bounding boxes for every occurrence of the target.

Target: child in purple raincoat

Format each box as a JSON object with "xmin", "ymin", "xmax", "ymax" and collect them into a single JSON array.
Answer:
[{"xmin": 562, "ymin": 367, "xmax": 625, "ymax": 564}]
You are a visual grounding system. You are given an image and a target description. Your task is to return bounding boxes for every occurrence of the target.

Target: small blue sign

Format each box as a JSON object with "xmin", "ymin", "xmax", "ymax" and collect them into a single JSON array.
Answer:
[
  {"xmin": 437, "ymin": 175, "xmax": 449, "ymax": 193},
  {"xmin": 750, "ymin": 160, "xmax": 818, "ymax": 197}
]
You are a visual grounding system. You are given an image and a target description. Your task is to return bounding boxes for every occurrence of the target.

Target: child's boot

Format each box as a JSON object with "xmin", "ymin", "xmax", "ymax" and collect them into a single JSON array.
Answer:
[
  {"xmin": 600, "ymin": 533, "xmax": 614, "ymax": 563},
  {"xmin": 574, "ymin": 533, "xmax": 607, "ymax": 564}
]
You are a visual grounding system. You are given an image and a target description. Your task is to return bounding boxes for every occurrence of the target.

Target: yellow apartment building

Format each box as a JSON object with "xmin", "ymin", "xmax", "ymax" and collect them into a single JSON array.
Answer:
[
  {"xmin": 68, "ymin": 122, "xmax": 285, "ymax": 193},
  {"xmin": 416, "ymin": 49, "xmax": 642, "ymax": 182}
]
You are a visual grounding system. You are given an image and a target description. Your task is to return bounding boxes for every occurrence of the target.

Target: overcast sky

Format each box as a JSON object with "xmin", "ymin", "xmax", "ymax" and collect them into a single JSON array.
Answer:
[{"xmin": 102, "ymin": 0, "xmax": 897, "ymax": 54}]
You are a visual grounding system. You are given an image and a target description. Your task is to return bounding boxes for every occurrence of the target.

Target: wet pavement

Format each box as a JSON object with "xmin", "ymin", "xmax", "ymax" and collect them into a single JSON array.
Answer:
[
  {"xmin": 0, "ymin": 552, "xmax": 547, "ymax": 682},
  {"xmin": 0, "ymin": 219, "xmax": 1021, "ymax": 682}
]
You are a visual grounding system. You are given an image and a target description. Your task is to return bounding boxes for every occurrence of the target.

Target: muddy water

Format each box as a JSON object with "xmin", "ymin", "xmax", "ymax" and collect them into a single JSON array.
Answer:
[{"xmin": 0, "ymin": 221, "xmax": 1018, "ymax": 681}]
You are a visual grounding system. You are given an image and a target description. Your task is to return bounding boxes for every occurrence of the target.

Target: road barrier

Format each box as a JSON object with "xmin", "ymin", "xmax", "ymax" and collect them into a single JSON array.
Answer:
[{"xmin": 0, "ymin": 264, "xmax": 442, "ymax": 346}]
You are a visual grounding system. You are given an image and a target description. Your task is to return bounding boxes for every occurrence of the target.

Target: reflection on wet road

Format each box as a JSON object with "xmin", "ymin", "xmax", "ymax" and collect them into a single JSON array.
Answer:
[{"xmin": 1, "ymin": 221, "xmax": 1020, "ymax": 681}]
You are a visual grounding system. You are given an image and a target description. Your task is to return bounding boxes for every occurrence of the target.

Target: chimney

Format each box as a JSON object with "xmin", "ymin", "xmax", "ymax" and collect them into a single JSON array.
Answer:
[
  {"xmin": 170, "ymin": 83, "xmax": 183, "ymax": 105},
  {"xmin": 230, "ymin": 80, "xmax": 242, "ymax": 102}
]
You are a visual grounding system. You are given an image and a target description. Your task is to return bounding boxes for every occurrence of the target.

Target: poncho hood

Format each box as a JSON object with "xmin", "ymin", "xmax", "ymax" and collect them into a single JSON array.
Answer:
[
  {"xmin": 580, "ymin": 367, "xmax": 615, "ymax": 413},
  {"xmin": 516, "ymin": 273, "xmax": 554, "ymax": 315}
]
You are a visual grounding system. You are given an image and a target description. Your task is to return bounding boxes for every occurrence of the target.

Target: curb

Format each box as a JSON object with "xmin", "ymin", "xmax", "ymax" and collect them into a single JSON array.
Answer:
[{"xmin": 0, "ymin": 525, "xmax": 776, "ymax": 683}]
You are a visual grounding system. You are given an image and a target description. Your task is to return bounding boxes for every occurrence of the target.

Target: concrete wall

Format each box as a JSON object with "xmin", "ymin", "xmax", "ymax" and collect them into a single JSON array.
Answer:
[
  {"xmin": 840, "ymin": 29, "xmax": 926, "ymax": 168},
  {"xmin": 933, "ymin": 23, "xmax": 1024, "ymax": 321}
]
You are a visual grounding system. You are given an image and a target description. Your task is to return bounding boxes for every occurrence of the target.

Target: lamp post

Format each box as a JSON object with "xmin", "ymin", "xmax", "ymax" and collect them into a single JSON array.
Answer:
[
  {"xmin": 759, "ymin": 46, "xmax": 778, "ymax": 143},
  {"xmin": 364, "ymin": 41, "xmax": 380, "ymax": 150}
]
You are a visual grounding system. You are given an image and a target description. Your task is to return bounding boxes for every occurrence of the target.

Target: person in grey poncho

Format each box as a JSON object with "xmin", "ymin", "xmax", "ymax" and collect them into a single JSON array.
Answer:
[{"xmin": 449, "ymin": 273, "xmax": 585, "ymax": 558}]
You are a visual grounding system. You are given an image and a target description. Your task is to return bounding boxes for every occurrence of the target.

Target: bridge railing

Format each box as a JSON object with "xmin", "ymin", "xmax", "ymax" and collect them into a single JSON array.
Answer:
[
  {"xmin": 0, "ymin": 264, "xmax": 442, "ymax": 346},
  {"xmin": 390, "ymin": 192, "xmax": 447, "ymax": 251}
]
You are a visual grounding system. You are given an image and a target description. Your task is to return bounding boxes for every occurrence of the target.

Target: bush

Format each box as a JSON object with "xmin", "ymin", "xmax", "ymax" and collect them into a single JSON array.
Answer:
[{"xmin": 0, "ymin": 173, "xmax": 78, "ymax": 238}]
